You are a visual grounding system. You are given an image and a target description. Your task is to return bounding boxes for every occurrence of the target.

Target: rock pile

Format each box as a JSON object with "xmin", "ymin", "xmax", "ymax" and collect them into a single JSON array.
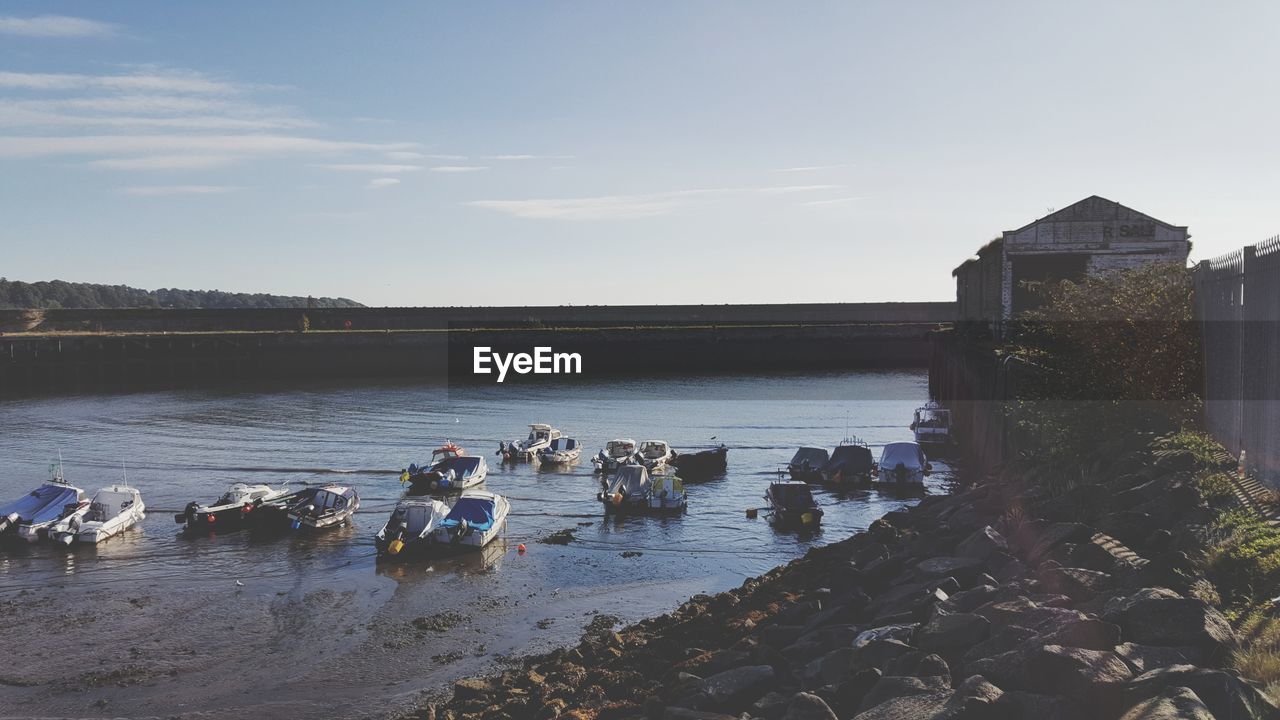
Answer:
[{"xmin": 418, "ymin": 473, "xmax": 1279, "ymax": 720}]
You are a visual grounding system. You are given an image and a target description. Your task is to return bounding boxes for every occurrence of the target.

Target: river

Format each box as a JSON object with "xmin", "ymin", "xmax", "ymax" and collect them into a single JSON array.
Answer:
[{"xmin": 0, "ymin": 370, "xmax": 950, "ymax": 718}]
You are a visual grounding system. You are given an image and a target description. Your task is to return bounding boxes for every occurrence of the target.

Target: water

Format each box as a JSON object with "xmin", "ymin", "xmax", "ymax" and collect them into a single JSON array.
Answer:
[{"xmin": 0, "ymin": 370, "xmax": 949, "ymax": 718}]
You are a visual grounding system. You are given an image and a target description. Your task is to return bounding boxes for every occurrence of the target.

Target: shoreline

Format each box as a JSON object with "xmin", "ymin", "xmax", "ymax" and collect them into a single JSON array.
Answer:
[{"xmin": 418, "ymin": 454, "xmax": 1278, "ymax": 720}]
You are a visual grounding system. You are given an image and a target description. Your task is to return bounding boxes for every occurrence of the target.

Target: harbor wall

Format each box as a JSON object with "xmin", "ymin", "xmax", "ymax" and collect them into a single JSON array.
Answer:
[{"xmin": 928, "ymin": 327, "xmax": 1026, "ymax": 472}]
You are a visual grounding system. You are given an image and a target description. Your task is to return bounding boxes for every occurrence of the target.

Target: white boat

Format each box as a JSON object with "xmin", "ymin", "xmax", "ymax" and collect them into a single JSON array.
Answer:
[
  {"xmin": 403, "ymin": 443, "xmax": 488, "ymax": 493},
  {"xmin": 499, "ymin": 424, "xmax": 561, "ymax": 462},
  {"xmin": 430, "ymin": 490, "xmax": 509, "ymax": 550},
  {"xmin": 286, "ymin": 485, "xmax": 360, "ymax": 530},
  {"xmin": 598, "ymin": 465, "xmax": 653, "ymax": 515},
  {"xmin": 592, "ymin": 439, "xmax": 637, "ymax": 473},
  {"xmin": 375, "ymin": 497, "xmax": 451, "ymax": 556},
  {"xmin": 175, "ymin": 482, "xmax": 292, "ymax": 531},
  {"xmin": 49, "ymin": 485, "xmax": 146, "ymax": 545},
  {"xmin": 539, "ymin": 437, "xmax": 582, "ymax": 465},
  {"xmin": 636, "ymin": 440, "xmax": 673, "ymax": 471},
  {"xmin": 874, "ymin": 441, "xmax": 930, "ymax": 486},
  {"xmin": 649, "ymin": 473, "xmax": 687, "ymax": 513},
  {"xmin": 3, "ymin": 460, "xmax": 87, "ymax": 543},
  {"xmin": 911, "ymin": 402, "xmax": 953, "ymax": 446}
]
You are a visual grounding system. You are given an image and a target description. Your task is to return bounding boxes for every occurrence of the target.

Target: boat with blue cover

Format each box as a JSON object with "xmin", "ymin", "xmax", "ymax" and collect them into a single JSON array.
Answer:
[
  {"xmin": 0, "ymin": 460, "xmax": 86, "ymax": 542},
  {"xmin": 538, "ymin": 437, "xmax": 581, "ymax": 465},
  {"xmin": 402, "ymin": 442, "xmax": 488, "ymax": 493},
  {"xmin": 820, "ymin": 440, "xmax": 875, "ymax": 486},
  {"xmin": 430, "ymin": 490, "xmax": 509, "ymax": 550},
  {"xmin": 375, "ymin": 497, "xmax": 451, "ymax": 557},
  {"xmin": 785, "ymin": 447, "xmax": 829, "ymax": 483}
]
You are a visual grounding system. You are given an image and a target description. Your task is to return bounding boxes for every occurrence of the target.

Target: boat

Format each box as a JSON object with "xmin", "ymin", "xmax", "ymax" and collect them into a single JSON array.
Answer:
[
  {"xmin": 0, "ymin": 461, "xmax": 87, "ymax": 542},
  {"xmin": 649, "ymin": 473, "xmax": 688, "ymax": 513},
  {"xmin": 635, "ymin": 440, "xmax": 674, "ymax": 471},
  {"xmin": 174, "ymin": 482, "xmax": 292, "ymax": 532},
  {"xmin": 49, "ymin": 484, "xmax": 146, "ymax": 545},
  {"xmin": 286, "ymin": 485, "xmax": 360, "ymax": 530},
  {"xmin": 598, "ymin": 465, "xmax": 653, "ymax": 515},
  {"xmin": 820, "ymin": 441, "xmax": 875, "ymax": 486},
  {"xmin": 592, "ymin": 439, "xmax": 638, "ymax": 473},
  {"xmin": 498, "ymin": 424, "xmax": 561, "ymax": 462},
  {"xmin": 785, "ymin": 447, "xmax": 829, "ymax": 483},
  {"xmin": 911, "ymin": 402, "xmax": 953, "ymax": 447},
  {"xmin": 670, "ymin": 445, "xmax": 728, "ymax": 480},
  {"xmin": 874, "ymin": 441, "xmax": 930, "ymax": 486},
  {"xmin": 430, "ymin": 490, "xmax": 509, "ymax": 550},
  {"xmin": 765, "ymin": 481, "xmax": 823, "ymax": 527},
  {"xmin": 539, "ymin": 437, "xmax": 582, "ymax": 465},
  {"xmin": 374, "ymin": 497, "xmax": 451, "ymax": 557},
  {"xmin": 403, "ymin": 443, "xmax": 488, "ymax": 493}
]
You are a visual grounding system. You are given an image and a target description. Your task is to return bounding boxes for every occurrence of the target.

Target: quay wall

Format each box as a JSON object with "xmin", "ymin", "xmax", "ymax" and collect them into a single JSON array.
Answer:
[{"xmin": 928, "ymin": 328, "xmax": 1026, "ymax": 472}]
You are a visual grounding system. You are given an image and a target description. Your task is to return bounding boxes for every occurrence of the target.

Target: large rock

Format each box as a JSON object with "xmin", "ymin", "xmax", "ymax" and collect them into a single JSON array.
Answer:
[
  {"xmin": 700, "ymin": 664, "xmax": 775, "ymax": 708},
  {"xmin": 937, "ymin": 584, "xmax": 999, "ymax": 614},
  {"xmin": 1114, "ymin": 643, "xmax": 1204, "ymax": 674},
  {"xmin": 1012, "ymin": 521, "xmax": 1094, "ymax": 563},
  {"xmin": 859, "ymin": 675, "xmax": 951, "ymax": 712},
  {"xmin": 914, "ymin": 556, "xmax": 987, "ymax": 585},
  {"xmin": 852, "ymin": 674, "xmax": 1001, "ymax": 720},
  {"xmin": 801, "ymin": 648, "xmax": 852, "ymax": 689},
  {"xmin": 1038, "ymin": 567, "xmax": 1110, "ymax": 601},
  {"xmin": 1039, "ymin": 618, "xmax": 1121, "ymax": 651},
  {"xmin": 1125, "ymin": 665, "xmax": 1280, "ymax": 720},
  {"xmin": 781, "ymin": 692, "xmax": 839, "ymax": 720},
  {"xmin": 957, "ymin": 526, "xmax": 1008, "ymax": 561},
  {"xmin": 663, "ymin": 709, "xmax": 738, "ymax": 720},
  {"xmin": 1023, "ymin": 644, "xmax": 1133, "ymax": 699},
  {"xmin": 974, "ymin": 596, "xmax": 1088, "ymax": 633},
  {"xmin": 1117, "ymin": 686, "xmax": 1214, "ymax": 720},
  {"xmin": 992, "ymin": 690, "xmax": 1087, "ymax": 720},
  {"xmin": 855, "ymin": 638, "xmax": 916, "ymax": 670},
  {"xmin": 916, "ymin": 612, "xmax": 990, "ymax": 655},
  {"xmin": 1104, "ymin": 593, "xmax": 1236, "ymax": 658}
]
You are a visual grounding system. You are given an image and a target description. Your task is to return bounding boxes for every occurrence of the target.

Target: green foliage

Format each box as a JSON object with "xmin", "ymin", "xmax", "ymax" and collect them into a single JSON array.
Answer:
[
  {"xmin": 0, "ymin": 277, "xmax": 363, "ymax": 309},
  {"xmin": 1005, "ymin": 263, "xmax": 1202, "ymax": 462},
  {"xmin": 1153, "ymin": 429, "xmax": 1236, "ymax": 469},
  {"xmin": 1204, "ymin": 509, "xmax": 1280, "ymax": 606},
  {"xmin": 1233, "ymin": 607, "xmax": 1280, "ymax": 700}
]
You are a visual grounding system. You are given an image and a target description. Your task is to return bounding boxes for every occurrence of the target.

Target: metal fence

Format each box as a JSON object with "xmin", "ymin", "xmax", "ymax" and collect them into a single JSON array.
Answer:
[{"xmin": 1194, "ymin": 236, "xmax": 1280, "ymax": 488}]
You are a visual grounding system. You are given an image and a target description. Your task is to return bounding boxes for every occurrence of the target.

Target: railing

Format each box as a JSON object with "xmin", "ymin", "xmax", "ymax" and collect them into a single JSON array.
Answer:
[{"xmin": 1194, "ymin": 236, "xmax": 1280, "ymax": 489}]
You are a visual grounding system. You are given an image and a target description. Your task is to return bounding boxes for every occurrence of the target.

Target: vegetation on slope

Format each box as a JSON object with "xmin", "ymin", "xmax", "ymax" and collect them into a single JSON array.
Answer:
[{"xmin": 0, "ymin": 278, "xmax": 363, "ymax": 309}]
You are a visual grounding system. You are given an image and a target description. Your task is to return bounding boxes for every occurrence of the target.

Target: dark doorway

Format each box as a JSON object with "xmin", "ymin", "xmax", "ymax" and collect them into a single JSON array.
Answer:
[{"xmin": 1011, "ymin": 253, "xmax": 1090, "ymax": 315}]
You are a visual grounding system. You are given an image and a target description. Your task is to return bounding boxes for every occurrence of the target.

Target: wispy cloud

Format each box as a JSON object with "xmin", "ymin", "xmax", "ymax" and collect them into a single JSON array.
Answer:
[
  {"xmin": 368, "ymin": 178, "xmax": 400, "ymax": 189},
  {"xmin": 317, "ymin": 163, "xmax": 422, "ymax": 173},
  {"xmin": 118, "ymin": 185, "xmax": 237, "ymax": 196},
  {"xmin": 804, "ymin": 196, "xmax": 865, "ymax": 206},
  {"xmin": 0, "ymin": 15, "xmax": 118, "ymax": 38},
  {"xmin": 771, "ymin": 164, "xmax": 849, "ymax": 173},
  {"xmin": 430, "ymin": 165, "xmax": 489, "ymax": 173},
  {"xmin": 482, "ymin": 154, "xmax": 575, "ymax": 161},
  {"xmin": 0, "ymin": 69, "xmax": 237, "ymax": 94},
  {"xmin": 467, "ymin": 185, "xmax": 843, "ymax": 221},
  {"xmin": 0, "ymin": 134, "xmax": 416, "ymax": 157},
  {"xmin": 90, "ymin": 154, "xmax": 240, "ymax": 171}
]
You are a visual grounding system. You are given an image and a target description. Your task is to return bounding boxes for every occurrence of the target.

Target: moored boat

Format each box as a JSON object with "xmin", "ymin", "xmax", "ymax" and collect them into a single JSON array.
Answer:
[
  {"xmin": 49, "ymin": 484, "xmax": 146, "ymax": 545},
  {"xmin": 820, "ymin": 441, "xmax": 874, "ymax": 486},
  {"xmin": 2, "ymin": 461, "xmax": 87, "ymax": 543},
  {"xmin": 286, "ymin": 485, "xmax": 360, "ymax": 530},
  {"xmin": 175, "ymin": 482, "xmax": 292, "ymax": 532},
  {"xmin": 636, "ymin": 440, "xmax": 673, "ymax": 471},
  {"xmin": 649, "ymin": 473, "xmax": 687, "ymax": 513},
  {"xmin": 375, "ymin": 497, "xmax": 450, "ymax": 557},
  {"xmin": 670, "ymin": 445, "xmax": 728, "ymax": 480},
  {"xmin": 539, "ymin": 437, "xmax": 582, "ymax": 465},
  {"xmin": 785, "ymin": 447, "xmax": 829, "ymax": 483},
  {"xmin": 598, "ymin": 465, "xmax": 653, "ymax": 515},
  {"xmin": 874, "ymin": 441, "xmax": 929, "ymax": 487},
  {"xmin": 498, "ymin": 424, "xmax": 561, "ymax": 462},
  {"xmin": 765, "ymin": 481, "xmax": 823, "ymax": 527},
  {"xmin": 403, "ymin": 443, "xmax": 487, "ymax": 493},
  {"xmin": 911, "ymin": 402, "xmax": 953, "ymax": 447},
  {"xmin": 592, "ymin": 439, "xmax": 637, "ymax": 473},
  {"xmin": 430, "ymin": 490, "xmax": 509, "ymax": 550}
]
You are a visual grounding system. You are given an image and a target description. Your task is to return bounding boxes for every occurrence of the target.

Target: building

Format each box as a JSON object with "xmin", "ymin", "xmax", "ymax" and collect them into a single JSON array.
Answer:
[{"xmin": 953, "ymin": 195, "xmax": 1190, "ymax": 328}]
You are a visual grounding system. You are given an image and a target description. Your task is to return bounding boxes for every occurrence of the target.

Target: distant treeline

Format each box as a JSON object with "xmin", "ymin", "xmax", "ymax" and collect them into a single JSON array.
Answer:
[{"xmin": 0, "ymin": 278, "xmax": 364, "ymax": 309}]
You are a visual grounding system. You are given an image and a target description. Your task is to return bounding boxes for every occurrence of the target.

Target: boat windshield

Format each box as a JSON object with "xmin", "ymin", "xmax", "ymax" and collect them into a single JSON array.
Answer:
[
  {"xmin": 773, "ymin": 484, "xmax": 815, "ymax": 506},
  {"xmin": 915, "ymin": 409, "xmax": 950, "ymax": 428}
]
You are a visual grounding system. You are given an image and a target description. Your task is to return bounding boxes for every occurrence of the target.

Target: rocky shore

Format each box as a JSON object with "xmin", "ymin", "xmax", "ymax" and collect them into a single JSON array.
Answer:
[{"xmin": 418, "ymin": 455, "xmax": 1280, "ymax": 720}]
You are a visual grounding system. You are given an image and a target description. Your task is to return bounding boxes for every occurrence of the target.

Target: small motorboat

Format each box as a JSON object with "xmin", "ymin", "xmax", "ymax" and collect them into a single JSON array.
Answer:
[
  {"xmin": 430, "ymin": 490, "xmax": 509, "ymax": 550},
  {"xmin": 49, "ymin": 484, "xmax": 146, "ymax": 545},
  {"xmin": 175, "ymin": 482, "xmax": 292, "ymax": 532},
  {"xmin": 1, "ymin": 461, "xmax": 87, "ymax": 542},
  {"xmin": 911, "ymin": 402, "xmax": 953, "ymax": 447},
  {"xmin": 403, "ymin": 443, "xmax": 488, "ymax": 493},
  {"xmin": 649, "ymin": 473, "xmax": 687, "ymax": 513},
  {"xmin": 874, "ymin": 441, "xmax": 930, "ymax": 487},
  {"xmin": 498, "ymin": 424, "xmax": 561, "ymax": 462},
  {"xmin": 375, "ymin": 497, "xmax": 450, "ymax": 557},
  {"xmin": 598, "ymin": 465, "xmax": 653, "ymax": 515},
  {"xmin": 286, "ymin": 485, "xmax": 360, "ymax": 530},
  {"xmin": 592, "ymin": 439, "xmax": 638, "ymax": 473},
  {"xmin": 820, "ymin": 441, "xmax": 875, "ymax": 486},
  {"xmin": 670, "ymin": 445, "xmax": 728, "ymax": 480},
  {"xmin": 765, "ymin": 481, "xmax": 823, "ymax": 527},
  {"xmin": 785, "ymin": 447, "xmax": 829, "ymax": 483},
  {"xmin": 636, "ymin": 440, "xmax": 674, "ymax": 471},
  {"xmin": 539, "ymin": 437, "xmax": 582, "ymax": 465}
]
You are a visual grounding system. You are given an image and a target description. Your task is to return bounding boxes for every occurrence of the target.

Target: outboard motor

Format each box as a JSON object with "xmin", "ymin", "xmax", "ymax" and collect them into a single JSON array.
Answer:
[
  {"xmin": 0, "ymin": 512, "xmax": 18, "ymax": 535},
  {"xmin": 175, "ymin": 500, "xmax": 198, "ymax": 524},
  {"xmin": 894, "ymin": 463, "xmax": 908, "ymax": 483}
]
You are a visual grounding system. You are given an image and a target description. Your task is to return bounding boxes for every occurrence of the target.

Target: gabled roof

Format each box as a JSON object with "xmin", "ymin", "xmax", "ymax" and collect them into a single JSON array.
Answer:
[{"xmin": 1009, "ymin": 195, "xmax": 1186, "ymax": 234}]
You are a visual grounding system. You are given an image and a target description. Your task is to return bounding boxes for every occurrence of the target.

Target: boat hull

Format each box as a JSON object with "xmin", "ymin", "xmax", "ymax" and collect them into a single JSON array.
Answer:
[
  {"xmin": 429, "ymin": 516, "xmax": 505, "ymax": 550},
  {"xmin": 670, "ymin": 447, "xmax": 728, "ymax": 479}
]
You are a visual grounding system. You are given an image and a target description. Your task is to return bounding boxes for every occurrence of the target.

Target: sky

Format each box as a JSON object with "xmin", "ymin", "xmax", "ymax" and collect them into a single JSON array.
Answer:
[{"xmin": 2, "ymin": 1, "xmax": 1278, "ymax": 307}]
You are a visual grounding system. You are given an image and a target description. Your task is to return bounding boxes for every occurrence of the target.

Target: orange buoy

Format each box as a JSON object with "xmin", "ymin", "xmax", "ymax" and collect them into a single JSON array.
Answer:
[{"xmin": 517, "ymin": 543, "xmax": 527, "ymax": 554}]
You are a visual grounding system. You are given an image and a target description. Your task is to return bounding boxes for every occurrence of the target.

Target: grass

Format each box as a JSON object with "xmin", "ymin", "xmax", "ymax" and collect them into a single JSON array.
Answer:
[{"xmin": 1233, "ymin": 606, "xmax": 1280, "ymax": 701}]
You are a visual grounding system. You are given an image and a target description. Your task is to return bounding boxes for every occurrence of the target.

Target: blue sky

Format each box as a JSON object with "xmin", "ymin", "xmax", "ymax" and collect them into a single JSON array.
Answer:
[{"xmin": 2, "ymin": 2, "xmax": 1278, "ymax": 307}]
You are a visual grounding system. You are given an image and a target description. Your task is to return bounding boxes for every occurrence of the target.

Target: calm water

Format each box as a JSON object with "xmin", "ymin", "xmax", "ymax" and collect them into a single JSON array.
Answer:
[{"xmin": 0, "ymin": 371, "xmax": 949, "ymax": 718}]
